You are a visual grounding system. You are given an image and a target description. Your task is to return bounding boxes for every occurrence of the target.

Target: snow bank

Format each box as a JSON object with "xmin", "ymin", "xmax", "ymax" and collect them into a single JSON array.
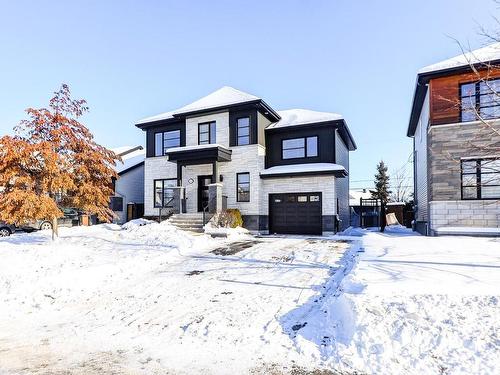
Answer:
[
  {"xmin": 203, "ymin": 221, "xmax": 252, "ymax": 239},
  {"xmin": 310, "ymin": 227, "xmax": 500, "ymax": 374}
]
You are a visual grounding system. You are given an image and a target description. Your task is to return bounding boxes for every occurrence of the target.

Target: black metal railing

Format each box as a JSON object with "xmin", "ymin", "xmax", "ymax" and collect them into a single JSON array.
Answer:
[{"xmin": 158, "ymin": 198, "xmax": 174, "ymax": 222}]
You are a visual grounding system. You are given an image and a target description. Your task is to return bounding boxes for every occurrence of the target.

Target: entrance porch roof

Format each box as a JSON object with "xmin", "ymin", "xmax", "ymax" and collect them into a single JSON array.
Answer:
[{"xmin": 165, "ymin": 144, "xmax": 232, "ymax": 164}]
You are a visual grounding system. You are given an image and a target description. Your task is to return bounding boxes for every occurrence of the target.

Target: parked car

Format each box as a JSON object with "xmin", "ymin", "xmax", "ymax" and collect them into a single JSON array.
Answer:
[
  {"xmin": 21, "ymin": 208, "xmax": 82, "ymax": 231},
  {"xmin": 0, "ymin": 221, "xmax": 16, "ymax": 237}
]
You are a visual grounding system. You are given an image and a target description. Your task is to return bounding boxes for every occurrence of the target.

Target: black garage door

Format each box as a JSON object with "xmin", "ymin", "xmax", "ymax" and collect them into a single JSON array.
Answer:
[{"xmin": 269, "ymin": 193, "xmax": 322, "ymax": 235}]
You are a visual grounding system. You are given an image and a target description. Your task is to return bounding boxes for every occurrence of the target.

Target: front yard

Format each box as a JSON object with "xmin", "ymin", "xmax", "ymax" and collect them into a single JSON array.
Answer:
[{"xmin": 0, "ymin": 222, "xmax": 498, "ymax": 374}]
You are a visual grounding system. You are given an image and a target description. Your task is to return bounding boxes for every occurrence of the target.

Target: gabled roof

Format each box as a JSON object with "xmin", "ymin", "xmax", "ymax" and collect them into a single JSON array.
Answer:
[
  {"xmin": 112, "ymin": 146, "xmax": 145, "ymax": 175},
  {"xmin": 407, "ymin": 42, "xmax": 500, "ymax": 137},
  {"xmin": 136, "ymin": 86, "xmax": 279, "ymax": 126},
  {"xmin": 267, "ymin": 109, "xmax": 343, "ymax": 129},
  {"xmin": 174, "ymin": 86, "xmax": 260, "ymax": 115}
]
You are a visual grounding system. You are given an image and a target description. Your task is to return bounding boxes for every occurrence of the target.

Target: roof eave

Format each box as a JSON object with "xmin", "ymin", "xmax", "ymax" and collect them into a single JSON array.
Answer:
[
  {"xmin": 407, "ymin": 58, "xmax": 500, "ymax": 137},
  {"xmin": 260, "ymin": 169, "xmax": 347, "ymax": 179},
  {"xmin": 266, "ymin": 119, "xmax": 356, "ymax": 151}
]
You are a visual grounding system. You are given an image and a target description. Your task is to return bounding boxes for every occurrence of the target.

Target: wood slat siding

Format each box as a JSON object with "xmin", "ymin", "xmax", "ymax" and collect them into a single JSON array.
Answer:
[{"xmin": 430, "ymin": 69, "xmax": 500, "ymax": 125}]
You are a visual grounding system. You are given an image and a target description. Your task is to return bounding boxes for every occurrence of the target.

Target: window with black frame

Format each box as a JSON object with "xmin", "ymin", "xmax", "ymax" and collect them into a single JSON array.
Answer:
[
  {"xmin": 199, "ymin": 122, "xmax": 216, "ymax": 145},
  {"xmin": 237, "ymin": 173, "xmax": 250, "ymax": 202},
  {"xmin": 154, "ymin": 130, "xmax": 181, "ymax": 156},
  {"xmin": 461, "ymin": 158, "xmax": 500, "ymax": 199},
  {"xmin": 236, "ymin": 117, "xmax": 250, "ymax": 145},
  {"xmin": 460, "ymin": 78, "xmax": 500, "ymax": 122},
  {"xmin": 154, "ymin": 179, "xmax": 177, "ymax": 207},
  {"xmin": 282, "ymin": 136, "xmax": 318, "ymax": 159}
]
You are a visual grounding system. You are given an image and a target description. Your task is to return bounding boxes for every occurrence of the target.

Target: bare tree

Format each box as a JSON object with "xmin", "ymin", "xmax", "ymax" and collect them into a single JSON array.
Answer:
[{"xmin": 390, "ymin": 162, "xmax": 412, "ymax": 203}]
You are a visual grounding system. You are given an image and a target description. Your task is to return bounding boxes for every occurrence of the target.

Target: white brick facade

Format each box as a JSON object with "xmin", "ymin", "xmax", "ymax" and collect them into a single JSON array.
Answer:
[
  {"xmin": 144, "ymin": 156, "xmax": 177, "ymax": 216},
  {"xmin": 260, "ymin": 176, "xmax": 336, "ymax": 215},
  {"xmin": 186, "ymin": 112, "xmax": 229, "ymax": 147},
  {"xmin": 141, "ymin": 107, "xmax": 353, "ymax": 233}
]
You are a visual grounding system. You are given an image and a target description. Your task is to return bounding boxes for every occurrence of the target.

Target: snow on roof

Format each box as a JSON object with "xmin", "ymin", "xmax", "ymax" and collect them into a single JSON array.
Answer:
[
  {"xmin": 267, "ymin": 109, "xmax": 343, "ymax": 129},
  {"xmin": 165, "ymin": 144, "xmax": 229, "ymax": 153},
  {"xmin": 174, "ymin": 86, "xmax": 260, "ymax": 115},
  {"xmin": 260, "ymin": 163, "xmax": 345, "ymax": 176},
  {"xmin": 111, "ymin": 146, "xmax": 145, "ymax": 174},
  {"xmin": 136, "ymin": 86, "xmax": 260, "ymax": 125},
  {"xmin": 135, "ymin": 110, "xmax": 176, "ymax": 125},
  {"xmin": 418, "ymin": 42, "xmax": 500, "ymax": 74},
  {"xmin": 349, "ymin": 189, "xmax": 372, "ymax": 206}
]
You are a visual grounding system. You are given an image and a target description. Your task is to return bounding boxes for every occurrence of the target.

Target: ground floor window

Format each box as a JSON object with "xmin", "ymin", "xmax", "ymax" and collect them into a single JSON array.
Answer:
[
  {"xmin": 461, "ymin": 158, "xmax": 500, "ymax": 199},
  {"xmin": 110, "ymin": 196, "xmax": 123, "ymax": 211},
  {"xmin": 154, "ymin": 179, "xmax": 177, "ymax": 207},
  {"xmin": 237, "ymin": 173, "xmax": 250, "ymax": 202}
]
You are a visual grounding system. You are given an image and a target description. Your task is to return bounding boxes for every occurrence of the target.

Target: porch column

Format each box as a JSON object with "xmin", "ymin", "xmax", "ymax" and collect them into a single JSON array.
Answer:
[
  {"xmin": 211, "ymin": 161, "xmax": 219, "ymax": 183},
  {"xmin": 208, "ymin": 183, "xmax": 223, "ymax": 214}
]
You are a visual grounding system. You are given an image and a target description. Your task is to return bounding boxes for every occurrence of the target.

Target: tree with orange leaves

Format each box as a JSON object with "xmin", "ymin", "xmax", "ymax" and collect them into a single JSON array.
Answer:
[{"xmin": 0, "ymin": 84, "xmax": 120, "ymax": 238}]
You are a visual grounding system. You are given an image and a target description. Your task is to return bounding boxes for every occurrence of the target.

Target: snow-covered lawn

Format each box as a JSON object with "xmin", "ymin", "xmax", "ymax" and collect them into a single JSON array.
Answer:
[
  {"xmin": 1, "ymin": 223, "xmax": 498, "ymax": 375},
  {"xmin": 327, "ymin": 226, "xmax": 500, "ymax": 375},
  {"xmin": 0, "ymin": 221, "xmax": 355, "ymax": 375}
]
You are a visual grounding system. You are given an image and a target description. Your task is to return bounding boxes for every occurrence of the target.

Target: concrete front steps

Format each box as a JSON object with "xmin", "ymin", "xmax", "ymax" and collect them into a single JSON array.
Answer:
[{"xmin": 168, "ymin": 213, "xmax": 210, "ymax": 234}]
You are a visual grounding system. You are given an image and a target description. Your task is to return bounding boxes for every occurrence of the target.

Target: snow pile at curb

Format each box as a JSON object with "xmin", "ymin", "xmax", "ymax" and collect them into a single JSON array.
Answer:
[
  {"xmin": 121, "ymin": 218, "xmax": 153, "ymax": 230},
  {"xmin": 203, "ymin": 221, "xmax": 252, "ymax": 239}
]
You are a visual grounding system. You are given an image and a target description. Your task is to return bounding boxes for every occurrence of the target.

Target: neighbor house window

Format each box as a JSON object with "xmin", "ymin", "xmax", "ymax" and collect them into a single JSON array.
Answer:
[
  {"xmin": 236, "ymin": 117, "xmax": 250, "ymax": 145},
  {"xmin": 237, "ymin": 173, "xmax": 250, "ymax": 202},
  {"xmin": 154, "ymin": 179, "xmax": 177, "ymax": 207},
  {"xmin": 282, "ymin": 136, "xmax": 318, "ymax": 159},
  {"xmin": 154, "ymin": 130, "xmax": 181, "ymax": 156},
  {"xmin": 109, "ymin": 196, "xmax": 123, "ymax": 211},
  {"xmin": 461, "ymin": 158, "xmax": 500, "ymax": 199},
  {"xmin": 198, "ymin": 121, "xmax": 216, "ymax": 145},
  {"xmin": 460, "ymin": 78, "xmax": 500, "ymax": 122}
]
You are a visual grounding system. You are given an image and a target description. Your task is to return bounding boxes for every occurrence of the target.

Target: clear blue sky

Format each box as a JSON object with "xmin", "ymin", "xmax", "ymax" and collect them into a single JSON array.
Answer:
[{"xmin": 0, "ymin": 0, "xmax": 498, "ymax": 189}]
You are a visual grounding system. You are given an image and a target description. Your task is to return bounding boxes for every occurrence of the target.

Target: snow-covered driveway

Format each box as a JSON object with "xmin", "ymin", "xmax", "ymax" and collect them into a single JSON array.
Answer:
[
  {"xmin": 0, "ymin": 222, "xmax": 357, "ymax": 375},
  {"xmin": 327, "ymin": 227, "xmax": 500, "ymax": 375}
]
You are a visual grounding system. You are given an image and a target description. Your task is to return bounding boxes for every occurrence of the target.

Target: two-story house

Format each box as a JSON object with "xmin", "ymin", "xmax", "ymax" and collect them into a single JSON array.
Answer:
[
  {"xmin": 408, "ymin": 43, "xmax": 500, "ymax": 236},
  {"xmin": 135, "ymin": 86, "xmax": 356, "ymax": 235}
]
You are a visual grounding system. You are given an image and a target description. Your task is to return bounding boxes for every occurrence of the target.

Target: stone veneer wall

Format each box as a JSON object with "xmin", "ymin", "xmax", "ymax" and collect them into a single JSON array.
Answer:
[
  {"xmin": 427, "ymin": 120, "xmax": 500, "ymax": 233},
  {"xmin": 428, "ymin": 120, "xmax": 500, "ymax": 201},
  {"xmin": 429, "ymin": 200, "xmax": 500, "ymax": 233}
]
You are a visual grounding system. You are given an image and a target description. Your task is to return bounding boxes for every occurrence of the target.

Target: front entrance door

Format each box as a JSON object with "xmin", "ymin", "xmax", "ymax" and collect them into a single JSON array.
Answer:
[{"xmin": 198, "ymin": 175, "xmax": 212, "ymax": 212}]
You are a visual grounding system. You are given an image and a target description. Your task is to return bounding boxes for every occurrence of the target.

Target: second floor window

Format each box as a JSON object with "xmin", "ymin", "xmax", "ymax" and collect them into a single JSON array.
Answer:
[
  {"xmin": 461, "ymin": 158, "xmax": 500, "ymax": 199},
  {"xmin": 282, "ymin": 136, "xmax": 318, "ymax": 159},
  {"xmin": 155, "ymin": 130, "xmax": 181, "ymax": 156},
  {"xmin": 460, "ymin": 78, "xmax": 500, "ymax": 122},
  {"xmin": 236, "ymin": 117, "xmax": 250, "ymax": 145},
  {"xmin": 199, "ymin": 121, "xmax": 216, "ymax": 145}
]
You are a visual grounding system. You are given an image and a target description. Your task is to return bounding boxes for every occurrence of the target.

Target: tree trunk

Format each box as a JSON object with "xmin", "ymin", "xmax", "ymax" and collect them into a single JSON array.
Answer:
[{"xmin": 52, "ymin": 216, "xmax": 58, "ymax": 240}]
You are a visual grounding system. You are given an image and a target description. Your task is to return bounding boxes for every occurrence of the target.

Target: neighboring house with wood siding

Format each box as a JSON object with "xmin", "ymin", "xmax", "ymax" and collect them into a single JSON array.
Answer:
[
  {"xmin": 407, "ymin": 43, "xmax": 500, "ymax": 236},
  {"xmin": 135, "ymin": 86, "xmax": 356, "ymax": 235}
]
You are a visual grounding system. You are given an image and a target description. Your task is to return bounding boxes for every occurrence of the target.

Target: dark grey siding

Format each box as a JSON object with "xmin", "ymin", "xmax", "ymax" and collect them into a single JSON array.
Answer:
[
  {"xmin": 265, "ymin": 125, "xmax": 336, "ymax": 168},
  {"xmin": 228, "ymin": 109, "xmax": 258, "ymax": 147},
  {"xmin": 145, "ymin": 121, "xmax": 186, "ymax": 157}
]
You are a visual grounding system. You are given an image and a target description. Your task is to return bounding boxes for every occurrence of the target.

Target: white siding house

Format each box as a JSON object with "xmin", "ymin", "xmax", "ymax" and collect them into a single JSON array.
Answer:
[{"xmin": 111, "ymin": 146, "xmax": 145, "ymax": 224}]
